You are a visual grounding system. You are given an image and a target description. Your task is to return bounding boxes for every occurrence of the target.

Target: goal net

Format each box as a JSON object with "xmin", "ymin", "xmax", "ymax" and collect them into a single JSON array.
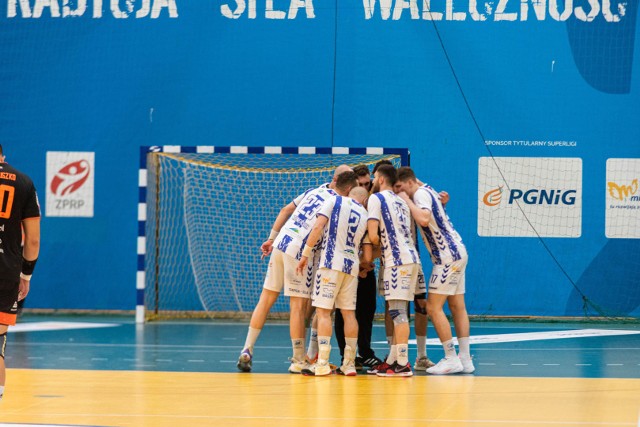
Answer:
[{"xmin": 140, "ymin": 146, "xmax": 407, "ymax": 321}]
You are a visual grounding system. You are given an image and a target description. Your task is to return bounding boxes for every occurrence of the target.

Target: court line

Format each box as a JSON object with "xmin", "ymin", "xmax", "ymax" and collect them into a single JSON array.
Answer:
[{"xmin": 22, "ymin": 413, "xmax": 637, "ymax": 425}]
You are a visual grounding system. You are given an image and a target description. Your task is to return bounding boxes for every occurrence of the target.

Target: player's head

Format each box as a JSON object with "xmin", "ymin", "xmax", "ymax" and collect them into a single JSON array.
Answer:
[
  {"xmin": 349, "ymin": 185, "xmax": 369, "ymax": 207},
  {"xmin": 372, "ymin": 159, "xmax": 393, "ymax": 175},
  {"xmin": 352, "ymin": 164, "xmax": 372, "ymax": 192},
  {"xmin": 0, "ymin": 144, "xmax": 4, "ymax": 162},
  {"xmin": 396, "ymin": 166, "xmax": 420, "ymax": 197},
  {"xmin": 372, "ymin": 164, "xmax": 397, "ymax": 193},
  {"xmin": 333, "ymin": 164, "xmax": 353, "ymax": 180},
  {"xmin": 334, "ymin": 171, "xmax": 358, "ymax": 196}
]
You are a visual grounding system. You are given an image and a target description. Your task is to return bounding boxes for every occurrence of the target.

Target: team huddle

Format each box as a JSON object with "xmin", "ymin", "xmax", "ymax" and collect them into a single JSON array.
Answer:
[{"xmin": 237, "ymin": 161, "xmax": 474, "ymax": 377}]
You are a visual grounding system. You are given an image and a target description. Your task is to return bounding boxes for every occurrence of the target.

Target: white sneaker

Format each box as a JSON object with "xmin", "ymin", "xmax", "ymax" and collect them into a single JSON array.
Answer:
[
  {"xmin": 338, "ymin": 361, "xmax": 357, "ymax": 376},
  {"xmin": 426, "ymin": 356, "xmax": 464, "ymax": 375},
  {"xmin": 288, "ymin": 358, "xmax": 310, "ymax": 374},
  {"xmin": 302, "ymin": 361, "xmax": 332, "ymax": 376},
  {"xmin": 460, "ymin": 355, "xmax": 475, "ymax": 374},
  {"xmin": 413, "ymin": 356, "xmax": 436, "ymax": 371}
]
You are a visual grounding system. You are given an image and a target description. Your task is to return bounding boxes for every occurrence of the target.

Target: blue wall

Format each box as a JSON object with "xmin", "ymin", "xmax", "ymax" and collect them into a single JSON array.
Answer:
[{"xmin": 1, "ymin": 0, "xmax": 638, "ymax": 316}]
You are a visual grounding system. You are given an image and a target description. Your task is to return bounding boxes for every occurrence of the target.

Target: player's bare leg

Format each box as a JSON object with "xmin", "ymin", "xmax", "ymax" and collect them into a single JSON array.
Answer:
[
  {"xmin": 338, "ymin": 309, "xmax": 359, "ymax": 376},
  {"xmin": 310, "ymin": 307, "xmax": 333, "ymax": 376},
  {"xmin": 413, "ymin": 298, "xmax": 434, "ymax": 370},
  {"xmin": 288, "ymin": 296, "xmax": 309, "ymax": 373},
  {"xmin": 237, "ymin": 288, "xmax": 279, "ymax": 372},
  {"xmin": 448, "ymin": 294, "xmax": 474, "ymax": 373},
  {"xmin": 426, "ymin": 293, "xmax": 463, "ymax": 375},
  {"xmin": 0, "ymin": 325, "xmax": 8, "ymax": 400}
]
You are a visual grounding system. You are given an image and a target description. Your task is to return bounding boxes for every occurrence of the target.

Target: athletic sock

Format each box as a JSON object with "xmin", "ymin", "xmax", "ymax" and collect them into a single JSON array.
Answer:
[
  {"xmin": 458, "ymin": 337, "xmax": 470, "ymax": 358},
  {"xmin": 292, "ymin": 338, "xmax": 305, "ymax": 362},
  {"xmin": 443, "ymin": 339, "xmax": 457, "ymax": 358},
  {"xmin": 397, "ymin": 344, "xmax": 409, "ymax": 366},
  {"xmin": 416, "ymin": 335, "xmax": 427, "ymax": 359},
  {"xmin": 243, "ymin": 327, "xmax": 261, "ymax": 353},
  {"xmin": 386, "ymin": 345, "xmax": 397, "ymax": 364},
  {"xmin": 306, "ymin": 328, "xmax": 318, "ymax": 359}
]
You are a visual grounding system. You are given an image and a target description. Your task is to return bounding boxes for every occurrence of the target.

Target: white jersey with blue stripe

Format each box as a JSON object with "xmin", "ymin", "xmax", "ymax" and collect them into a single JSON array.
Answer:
[
  {"xmin": 413, "ymin": 184, "xmax": 466, "ymax": 265},
  {"xmin": 273, "ymin": 184, "xmax": 337, "ymax": 260},
  {"xmin": 367, "ymin": 190, "xmax": 420, "ymax": 267},
  {"xmin": 317, "ymin": 195, "xmax": 369, "ymax": 277}
]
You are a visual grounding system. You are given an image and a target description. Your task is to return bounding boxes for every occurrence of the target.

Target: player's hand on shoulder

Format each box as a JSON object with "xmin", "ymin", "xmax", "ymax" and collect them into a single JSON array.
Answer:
[
  {"xmin": 397, "ymin": 191, "xmax": 411, "ymax": 203},
  {"xmin": 439, "ymin": 191, "xmax": 450, "ymax": 206}
]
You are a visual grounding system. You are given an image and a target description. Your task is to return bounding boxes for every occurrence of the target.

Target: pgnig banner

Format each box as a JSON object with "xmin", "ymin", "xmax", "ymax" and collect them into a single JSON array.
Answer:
[
  {"xmin": 46, "ymin": 151, "xmax": 95, "ymax": 218},
  {"xmin": 478, "ymin": 157, "xmax": 583, "ymax": 238}
]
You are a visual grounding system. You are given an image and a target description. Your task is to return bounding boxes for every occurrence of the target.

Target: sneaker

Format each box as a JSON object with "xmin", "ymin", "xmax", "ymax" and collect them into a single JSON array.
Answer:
[
  {"xmin": 288, "ymin": 357, "xmax": 310, "ymax": 374},
  {"xmin": 337, "ymin": 361, "xmax": 357, "ymax": 376},
  {"xmin": 236, "ymin": 349, "xmax": 252, "ymax": 372},
  {"xmin": 361, "ymin": 355, "xmax": 383, "ymax": 368},
  {"xmin": 301, "ymin": 361, "xmax": 332, "ymax": 376},
  {"xmin": 366, "ymin": 361, "xmax": 390, "ymax": 375},
  {"xmin": 376, "ymin": 362, "xmax": 413, "ymax": 377},
  {"xmin": 426, "ymin": 356, "xmax": 464, "ymax": 375},
  {"xmin": 413, "ymin": 356, "xmax": 436, "ymax": 371},
  {"xmin": 460, "ymin": 355, "xmax": 475, "ymax": 374}
]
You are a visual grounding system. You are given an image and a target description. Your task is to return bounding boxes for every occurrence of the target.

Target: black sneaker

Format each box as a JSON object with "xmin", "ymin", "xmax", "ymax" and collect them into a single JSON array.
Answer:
[
  {"xmin": 354, "ymin": 356, "xmax": 364, "ymax": 371},
  {"xmin": 361, "ymin": 355, "xmax": 383, "ymax": 368}
]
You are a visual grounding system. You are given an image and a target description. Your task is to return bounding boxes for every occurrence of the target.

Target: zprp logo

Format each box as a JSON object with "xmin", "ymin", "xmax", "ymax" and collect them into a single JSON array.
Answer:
[
  {"xmin": 50, "ymin": 160, "xmax": 91, "ymax": 196},
  {"xmin": 607, "ymin": 179, "xmax": 638, "ymax": 201},
  {"xmin": 482, "ymin": 186, "xmax": 504, "ymax": 206}
]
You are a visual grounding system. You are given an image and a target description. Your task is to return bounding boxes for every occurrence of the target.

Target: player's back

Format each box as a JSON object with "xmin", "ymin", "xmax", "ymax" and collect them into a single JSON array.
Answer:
[
  {"xmin": 369, "ymin": 190, "xmax": 420, "ymax": 267},
  {"xmin": 414, "ymin": 184, "xmax": 466, "ymax": 264},
  {"xmin": 0, "ymin": 162, "xmax": 40, "ymax": 282},
  {"xmin": 275, "ymin": 185, "xmax": 336, "ymax": 259},
  {"xmin": 318, "ymin": 195, "xmax": 368, "ymax": 277}
]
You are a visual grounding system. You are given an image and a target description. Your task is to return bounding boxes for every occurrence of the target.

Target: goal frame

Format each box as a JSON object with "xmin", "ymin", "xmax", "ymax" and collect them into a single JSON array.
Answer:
[{"xmin": 136, "ymin": 145, "xmax": 410, "ymax": 323}]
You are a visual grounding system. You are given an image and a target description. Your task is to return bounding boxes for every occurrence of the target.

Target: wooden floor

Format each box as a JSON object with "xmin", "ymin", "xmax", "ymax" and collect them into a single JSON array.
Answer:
[{"xmin": 2, "ymin": 369, "xmax": 640, "ymax": 427}]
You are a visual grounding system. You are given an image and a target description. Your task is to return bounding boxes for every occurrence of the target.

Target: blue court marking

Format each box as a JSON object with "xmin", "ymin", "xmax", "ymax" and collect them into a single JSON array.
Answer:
[{"xmin": 5, "ymin": 316, "xmax": 640, "ymax": 378}]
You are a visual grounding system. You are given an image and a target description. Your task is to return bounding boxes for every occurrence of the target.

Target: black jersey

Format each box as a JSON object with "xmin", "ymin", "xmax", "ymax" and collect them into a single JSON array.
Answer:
[{"xmin": 0, "ymin": 162, "xmax": 40, "ymax": 283}]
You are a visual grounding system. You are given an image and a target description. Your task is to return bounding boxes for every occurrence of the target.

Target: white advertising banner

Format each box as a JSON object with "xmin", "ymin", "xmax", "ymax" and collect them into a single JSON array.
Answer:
[
  {"xmin": 478, "ymin": 157, "xmax": 582, "ymax": 237},
  {"xmin": 605, "ymin": 158, "xmax": 640, "ymax": 239},
  {"xmin": 46, "ymin": 151, "xmax": 95, "ymax": 217}
]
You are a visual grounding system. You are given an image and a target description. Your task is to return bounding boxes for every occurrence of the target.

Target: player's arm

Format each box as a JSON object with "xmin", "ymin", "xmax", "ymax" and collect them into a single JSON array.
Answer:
[
  {"xmin": 260, "ymin": 201, "xmax": 297, "ymax": 258},
  {"xmin": 295, "ymin": 214, "xmax": 328, "ymax": 276},
  {"xmin": 398, "ymin": 191, "xmax": 432, "ymax": 228},
  {"xmin": 366, "ymin": 195, "xmax": 381, "ymax": 246},
  {"xmin": 20, "ymin": 217, "xmax": 40, "ymax": 301}
]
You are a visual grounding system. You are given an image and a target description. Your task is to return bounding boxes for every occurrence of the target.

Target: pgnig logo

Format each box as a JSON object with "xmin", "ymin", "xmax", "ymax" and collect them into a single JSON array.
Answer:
[
  {"xmin": 483, "ymin": 186, "xmax": 577, "ymax": 206},
  {"xmin": 607, "ymin": 179, "xmax": 639, "ymax": 201}
]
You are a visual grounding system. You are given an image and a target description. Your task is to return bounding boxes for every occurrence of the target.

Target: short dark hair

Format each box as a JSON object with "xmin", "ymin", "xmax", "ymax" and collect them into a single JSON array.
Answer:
[
  {"xmin": 0, "ymin": 144, "xmax": 3, "ymax": 156},
  {"xmin": 335, "ymin": 171, "xmax": 358, "ymax": 193},
  {"xmin": 375, "ymin": 164, "xmax": 397, "ymax": 186},
  {"xmin": 372, "ymin": 159, "xmax": 393, "ymax": 174},
  {"xmin": 397, "ymin": 166, "xmax": 417, "ymax": 182},
  {"xmin": 352, "ymin": 164, "xmax": 370, "ymax": 177}
]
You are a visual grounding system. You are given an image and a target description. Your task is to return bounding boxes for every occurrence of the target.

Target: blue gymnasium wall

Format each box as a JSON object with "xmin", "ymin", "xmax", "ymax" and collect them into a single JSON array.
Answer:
[{"xmin": 1, "ymin": 0, "xmax": 638, "ymax": 316}]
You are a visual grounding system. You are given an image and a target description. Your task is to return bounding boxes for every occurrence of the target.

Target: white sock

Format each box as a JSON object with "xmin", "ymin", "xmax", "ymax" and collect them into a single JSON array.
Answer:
[
  {"xmin": 386, "ymin": 345, "xmax": 397, "ymax": 364},
  {"xmin": 386, "ymin": 336, "xmax": 393, "ymax": 346},
  {"xmin": 416, "ymin": 335, "xmax": 427, "ymax": 359},
  {"xmin": 292, "ymin": 338, "xmax": 305, "ymax": 362},
  {"xmin": 396, "ymin": 344, "xmax": 409, "ymax": 366},
  {"xmin": 243, "ymin": 327, "xmax": 261, "ymax": 353},
  {"xmin": 443, "ymin": 339, "xmax": 457, "ymax": 358},
  {"xmin": 458, "ymin": 337, "xmax": 470, "ymax": 358},
  {"xmin": 307, "ymin": 328, "xmax": 318, "ymax": 359},
  {"xmin": 318, "ymin": 336, "xmax": 331, "ymax": 364},
  {"xmin": 345, "ymin": 337, "xmax": 357, "ymax": 363},
  {"xmin": 0, "ymin": 385, "xmax": 4, "ymax": 399}
]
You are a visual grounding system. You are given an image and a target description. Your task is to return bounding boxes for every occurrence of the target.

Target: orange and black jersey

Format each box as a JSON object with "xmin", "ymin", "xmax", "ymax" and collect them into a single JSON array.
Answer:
[{"xmin": 0, "ymin": 162, "xmax": 40, "ymax": 283}]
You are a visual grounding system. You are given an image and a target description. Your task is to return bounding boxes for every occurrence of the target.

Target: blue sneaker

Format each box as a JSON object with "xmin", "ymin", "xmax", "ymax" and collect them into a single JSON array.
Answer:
[{"xmin": 237, "ymin": 349, "xmax": 252, "ymax": 372}]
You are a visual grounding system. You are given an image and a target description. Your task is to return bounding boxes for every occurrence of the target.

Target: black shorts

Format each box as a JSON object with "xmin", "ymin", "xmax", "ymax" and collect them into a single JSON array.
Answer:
[{"xmin": 0, "ymin": 280, "xmax": 19, "ymax": 326}]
